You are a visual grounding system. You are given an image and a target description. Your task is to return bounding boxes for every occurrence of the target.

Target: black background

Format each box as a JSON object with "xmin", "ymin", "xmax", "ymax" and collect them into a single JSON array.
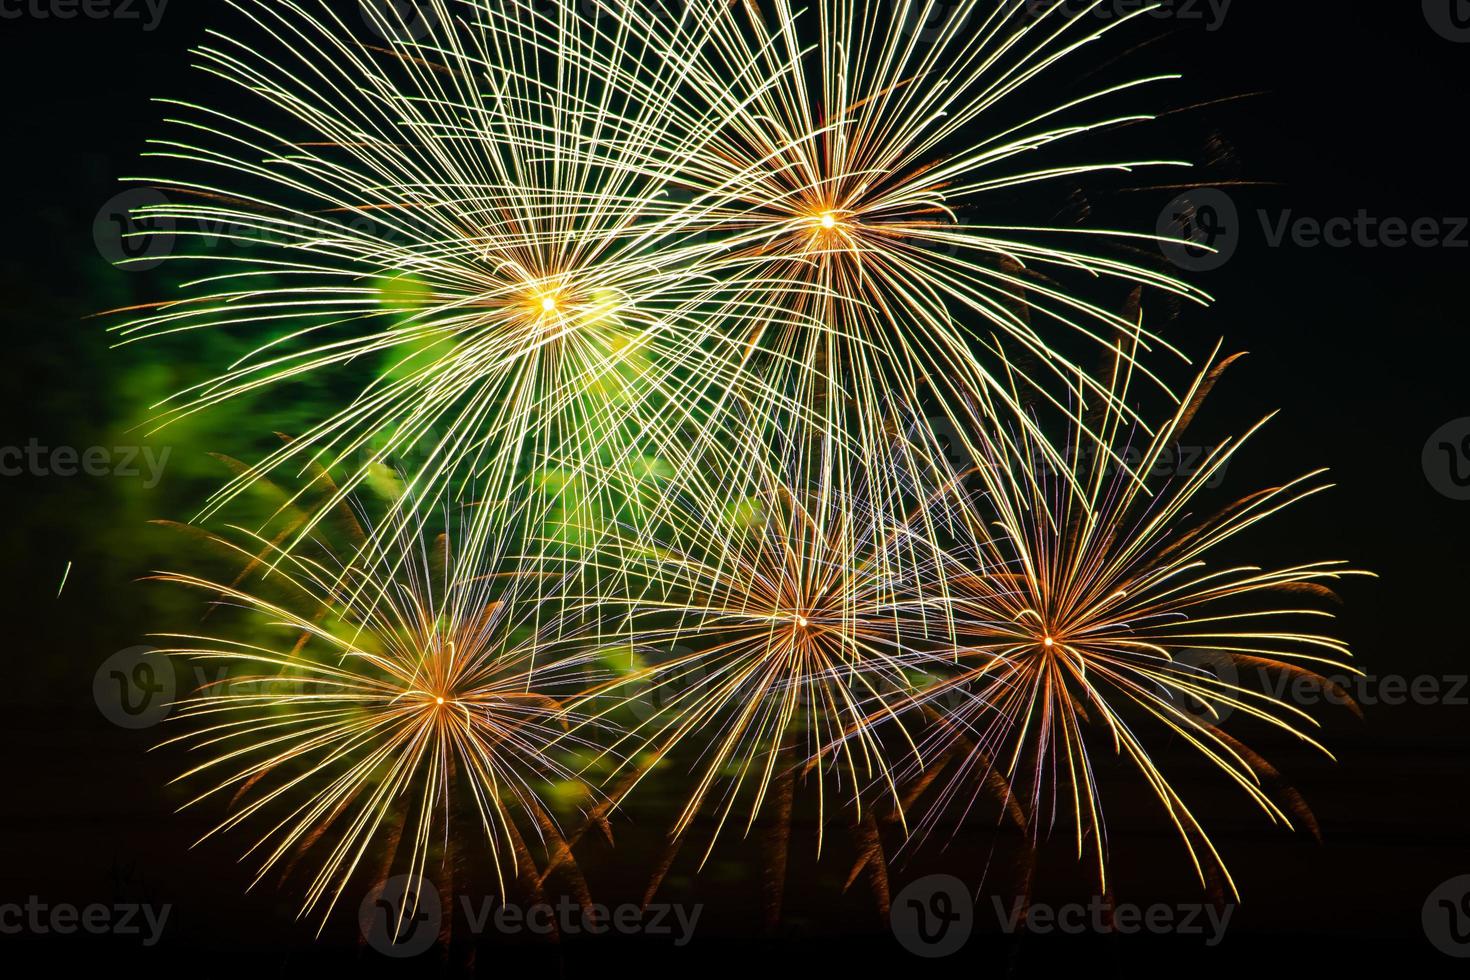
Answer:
[{"xmin": 1, "ymin": 1, "xmax": 1468, "ymax": 975}]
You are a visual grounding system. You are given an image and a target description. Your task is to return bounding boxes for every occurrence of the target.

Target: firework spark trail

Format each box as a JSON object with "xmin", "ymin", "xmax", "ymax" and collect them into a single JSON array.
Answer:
[
  {"xmin": 878, "ymin": 327, "xmax": 1370, "ymax": 896},
  {"xmin": 150, "ymin": 492, "xmax": 612, "ymax": 928}
]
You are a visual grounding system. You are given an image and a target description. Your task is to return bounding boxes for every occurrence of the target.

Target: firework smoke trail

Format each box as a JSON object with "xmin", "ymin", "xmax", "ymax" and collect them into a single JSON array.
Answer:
[
  {"xmin": 576, "ymin": 0, "xmax": 1214, "ymax": 549},
  {"xmin": 149, "ymin": 493, "xmax": 612, "ymax": 929},
  {"xmin": 885, "ymin": 328, "xmax": 1370, "ymax": 896},
  {"xmin": 107, "ymin": 0, "xmax": 817, "ymax": 563}
]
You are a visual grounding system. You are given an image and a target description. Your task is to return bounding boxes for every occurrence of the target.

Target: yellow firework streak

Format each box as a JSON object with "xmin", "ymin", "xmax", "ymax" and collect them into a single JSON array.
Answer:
[
  {"xmin": 891, "ymin": 330, "xmax": 1371, "ymax": 896},
  {"xmin": 150, "ymin": 497, "xmax": 609, "ymax": 928}
]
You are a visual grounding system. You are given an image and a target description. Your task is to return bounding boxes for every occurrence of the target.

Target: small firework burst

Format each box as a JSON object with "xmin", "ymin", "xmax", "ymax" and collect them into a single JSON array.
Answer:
[
  {"xmin": 151, "ymin": 495, "xmax": 609, "ymax": 927},
  {"xmin": 568, "ymin": 449, "xmax": 938, "ymax": 869}
]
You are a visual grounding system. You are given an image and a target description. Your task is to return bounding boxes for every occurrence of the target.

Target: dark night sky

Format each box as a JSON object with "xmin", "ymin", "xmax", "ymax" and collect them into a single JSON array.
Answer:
[{"xmin": 1, "ymin": 1, "xmax": 1468, "ymax": 975}]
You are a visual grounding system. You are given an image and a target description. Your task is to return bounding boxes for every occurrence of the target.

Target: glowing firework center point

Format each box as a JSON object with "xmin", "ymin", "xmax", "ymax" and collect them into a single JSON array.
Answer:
[
  {"xmin": 516, "ymin": 283, "xmax": 626, "ymax": 333},
  {"xmin": 768, "ymin": 609, "xmax": 813, "ymax": 631},
  {"xmin": 754, "ymin": 609, "xmax": 819, "ymax": 639},
  {"xmin": 807, "ymin": 208, "xmax": 849, "ymax": 239}
]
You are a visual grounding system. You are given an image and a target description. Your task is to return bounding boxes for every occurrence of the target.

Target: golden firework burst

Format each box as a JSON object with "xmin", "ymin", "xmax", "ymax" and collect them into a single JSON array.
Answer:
[
  {"xmin": 107, "ymin": 0, "xmax": 808, "ymax": 558},
  {"xmin": 579, "ymin": 0, "xmax": 1213, "ymax": 542},
  {"xmin": 151, "ymin": 496, "xmax": 609, "ymax": 927},
  {"xmin": 894, "ymin": 330, "xmax": 1370, "ymax": 895},
  {"xmin": 566, "ymin": 448, "xmax": 939, "ymax": 866}
]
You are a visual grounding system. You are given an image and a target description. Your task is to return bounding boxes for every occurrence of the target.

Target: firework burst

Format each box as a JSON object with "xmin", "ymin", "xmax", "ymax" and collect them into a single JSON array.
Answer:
[
  {"xmin": 580, "ymin": 0, "xmax": 1213, "ymax": 539},
  {"xmin": 566, "ymin": 447, "xmax": 941, "ymax": 878},
  {"xmin": 893, "ymin": 332, "xmax": 1369, "ymax": 895},
  {"xmin": 150, "ymin": 494, "xmax": 609, "ymax": 928},
  {"xmin": 108, "ymin": 0, "xmax": 808, "ymax": 556}
]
